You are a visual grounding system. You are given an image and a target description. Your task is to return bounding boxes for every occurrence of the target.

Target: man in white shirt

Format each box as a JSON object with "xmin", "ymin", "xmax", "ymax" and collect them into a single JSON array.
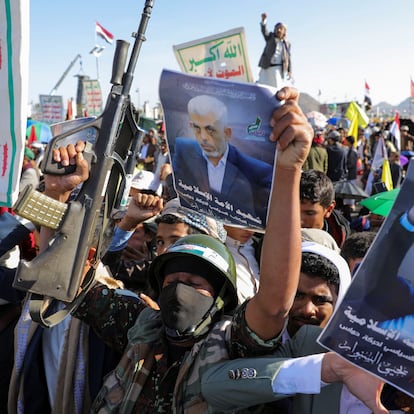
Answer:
[
  {"xmin": 257, "ymin": 13, "xmax": 292, "ymax": 89},
  {"xmin": 201, "ymin": 243, "xmax": 386, "ymax": 413}
]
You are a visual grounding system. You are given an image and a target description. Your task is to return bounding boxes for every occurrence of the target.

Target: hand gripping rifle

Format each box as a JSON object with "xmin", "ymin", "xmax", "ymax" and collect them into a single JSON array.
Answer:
[{"xmin": 12, "ymin": 0, "xmax": 155, "ymax": 327}]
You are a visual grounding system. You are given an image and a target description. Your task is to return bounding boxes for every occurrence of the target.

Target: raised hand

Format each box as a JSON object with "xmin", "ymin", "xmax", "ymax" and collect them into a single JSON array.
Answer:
[
  {"xmin": 118, "ymin": 193, "xmax": 163, "ymax": 232},
  {"xmin": 44, "ymin": 141, "xmax": 89, "ymax": 201}
]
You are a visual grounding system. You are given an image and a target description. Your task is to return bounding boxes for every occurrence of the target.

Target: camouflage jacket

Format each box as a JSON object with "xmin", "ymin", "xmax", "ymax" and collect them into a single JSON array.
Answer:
[{"xmin": 75, "ymin": 285, "xmax": 283, "ymax": 413}]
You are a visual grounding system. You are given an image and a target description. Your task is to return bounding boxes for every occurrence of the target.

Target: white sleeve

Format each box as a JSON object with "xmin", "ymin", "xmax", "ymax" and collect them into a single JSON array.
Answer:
[{"xmin": 272, "ymin": 354, "xmax": 324, "ymax": 394}]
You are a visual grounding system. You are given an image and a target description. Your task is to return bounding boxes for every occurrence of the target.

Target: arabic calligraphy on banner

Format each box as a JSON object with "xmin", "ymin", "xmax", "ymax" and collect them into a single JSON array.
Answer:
[
  {"xmin": 39, "ymin": 95, "xmax": 64, "ymax": 124},
  {"xmin": 173, "ymin": 27, "xmax": 253, "ymax": 83},
  {"xmin": 0, "ymin": 0, "xmax": 29, "ymax": 207},
  {"xmin": 318, "ymin": 160, "xmax": 414, "ymax": 399},
  {"xmin": 82, "ymin": 80, "xmax": 103, "ymax": 117}
]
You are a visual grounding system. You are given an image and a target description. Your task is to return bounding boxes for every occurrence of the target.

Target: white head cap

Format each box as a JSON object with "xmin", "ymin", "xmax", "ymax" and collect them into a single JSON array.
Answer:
[
  {"xmin": 131, "ymin": 170, "xmax": 162, "ymax": 196},
  {"xmin": 301, "ymin": 241, "xmax": 351, "ymax": 311}
]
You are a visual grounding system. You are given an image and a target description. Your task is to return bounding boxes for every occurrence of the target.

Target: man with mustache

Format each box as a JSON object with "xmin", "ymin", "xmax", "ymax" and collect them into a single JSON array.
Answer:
[
  {"xmin": 285, "ymin": 241, "xmax": 351, "ymax": 340},
  {"xmin": 172, "ymin": 94, "xmax": 273, "ymax": 226}
]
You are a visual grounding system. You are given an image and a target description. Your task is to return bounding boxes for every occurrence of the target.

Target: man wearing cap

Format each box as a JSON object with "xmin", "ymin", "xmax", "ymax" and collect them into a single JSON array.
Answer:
[
  {"xmin": 326, "ymin": 130, "xmax": 347, "ymax": 182},
  {"xmin": 102, "ymin": 195, "xmax": 227, "ymax": 295},
  {"xmin": 39, "ymin": 87, "xmax": 384, "ymax": 413},
  {"xmin": 257, "ymin": 12, "xmax": 292, "ymax": 89},
  {"xmin": 129, "ymin": 170, "xmax": 163, "ymax": 197}
]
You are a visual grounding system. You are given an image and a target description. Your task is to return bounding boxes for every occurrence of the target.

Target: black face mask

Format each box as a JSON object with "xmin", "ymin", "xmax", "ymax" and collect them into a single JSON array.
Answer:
[{"xmin": 159, "ymin": 282, "xmax": 214, "ymax": 338}]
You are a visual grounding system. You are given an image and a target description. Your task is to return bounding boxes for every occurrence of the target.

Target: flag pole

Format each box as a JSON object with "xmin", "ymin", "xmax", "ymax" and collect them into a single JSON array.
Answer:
[
  {"xmin": 94, "ymin": 23, "xmax": 99, "ymax": 80},
  {"xmin": 96, "ymin": 56, "xmax": 100, "ymax": 80}
]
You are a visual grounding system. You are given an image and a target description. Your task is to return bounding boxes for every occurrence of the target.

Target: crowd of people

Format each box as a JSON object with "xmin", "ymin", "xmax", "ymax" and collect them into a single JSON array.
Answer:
[
  {"xmin": 2, "ymin": 84, "xmax": 412, "ymax": 413},
  {"xmin": 0, "ymin": 11, "xmax": 413, "ymax": 413},
  {"xmin": 301, "ymin": 119, "xmax": 409, "ymax": 228}
]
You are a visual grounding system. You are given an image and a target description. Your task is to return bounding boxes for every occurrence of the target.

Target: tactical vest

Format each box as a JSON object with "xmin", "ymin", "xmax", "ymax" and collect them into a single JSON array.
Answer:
[{"xmin": 92, "ymin": 307, "xmax": 232, "ymax": 413}]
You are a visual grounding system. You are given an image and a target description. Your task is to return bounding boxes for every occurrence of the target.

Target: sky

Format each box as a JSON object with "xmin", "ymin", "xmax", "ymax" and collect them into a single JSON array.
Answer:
[{"xmin": 29, "ymin": 0, "xmax": 414, "ymax": 113}]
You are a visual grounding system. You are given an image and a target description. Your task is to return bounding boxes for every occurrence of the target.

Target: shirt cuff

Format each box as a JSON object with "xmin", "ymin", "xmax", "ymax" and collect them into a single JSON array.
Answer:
[
  {"xmin": 272, "ymin": 354, "xmax": 324, "ymax": 394},
  {"xmin": 108, "ymin": 226, "xmax": 134, "ymax": 251}
]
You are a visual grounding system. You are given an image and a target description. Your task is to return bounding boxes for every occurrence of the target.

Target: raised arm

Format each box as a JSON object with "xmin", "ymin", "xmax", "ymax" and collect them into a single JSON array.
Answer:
[
  {"xmin": 245, "ymin": 87, "xmax": 313, "ymax": 340},
  {"xmin": 260, "ymin": 12, "xmax": 271, "ymax": 38},
  {"xmin": 116, "ymin": 193, "xmax": 163, "ymax": 232},
  {"xmin": 201, "ymin": 352, "xmax": 387, "ymax": 414}
]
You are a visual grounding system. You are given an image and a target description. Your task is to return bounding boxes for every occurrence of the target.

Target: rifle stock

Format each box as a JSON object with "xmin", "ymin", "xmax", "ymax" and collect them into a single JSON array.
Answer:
[{"xmin": 12, "ymin": 0, "xmax": 155, "ymax": 327}]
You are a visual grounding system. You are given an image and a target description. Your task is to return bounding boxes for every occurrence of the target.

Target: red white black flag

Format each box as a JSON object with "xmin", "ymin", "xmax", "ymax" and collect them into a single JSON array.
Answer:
[
  {"xmin": 363, "ymin": 80, "xmax": 372, "ymax": 111},
  {"xmin": 96, "ymin": 22, "xmax": 114, "ymax": 44}
]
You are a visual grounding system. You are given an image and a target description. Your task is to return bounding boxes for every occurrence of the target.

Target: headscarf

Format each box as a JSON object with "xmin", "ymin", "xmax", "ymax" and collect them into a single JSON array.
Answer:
[{"xmin": 301, "ymin": 241, "xmax": 351, "ymax": 311}]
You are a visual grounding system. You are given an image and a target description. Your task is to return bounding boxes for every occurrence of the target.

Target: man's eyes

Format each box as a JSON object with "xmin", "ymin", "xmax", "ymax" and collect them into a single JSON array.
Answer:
[
  {"xmin": 295, "ymin": 292, "xmax": 333, "ymax": 305},
  {"xmin": 190, "ymin": 123, "xmax": 216, "ymax": 136},
  {"xmin": 313, "ymin": 296, "xmax": 333, "ymax": 305},
  {"xmin": 205, "ymin": 126, "xmax": 216, "ymax": 135}
]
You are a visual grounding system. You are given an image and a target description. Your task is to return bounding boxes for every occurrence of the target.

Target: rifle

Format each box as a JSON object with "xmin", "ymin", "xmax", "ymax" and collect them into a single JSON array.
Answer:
[{"xmin": 12, "ymin": 0, "xmax": 155, "ymax": 328}]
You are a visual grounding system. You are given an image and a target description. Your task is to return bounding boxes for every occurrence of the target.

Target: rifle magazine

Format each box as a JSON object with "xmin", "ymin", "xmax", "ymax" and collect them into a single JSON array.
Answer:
[{"xmin": 13, "ymin": 185, "xmax": 68, "ymax": 230}]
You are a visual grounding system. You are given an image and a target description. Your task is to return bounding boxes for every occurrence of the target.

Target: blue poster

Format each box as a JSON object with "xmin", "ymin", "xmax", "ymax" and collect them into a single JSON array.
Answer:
[
  {"xmin": 318, "ymin": 159, "xmax": 414, "ymax": 398},
  {"xmin": 159, "ymin": 69, "xmax": 279, "ymax": 230}
]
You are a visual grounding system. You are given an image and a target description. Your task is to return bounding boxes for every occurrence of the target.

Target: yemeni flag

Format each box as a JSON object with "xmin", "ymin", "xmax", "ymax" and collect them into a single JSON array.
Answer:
[
  {"xmin": 389, "ymin": 111, "xmax": 401, "ymax": 151},
  {"xmin": 363, "ymin": 80, "xmax": 372, "ymax": 111},
  {"xmin": 96, "ymin": 21, "xmax": 114, "ymax": 44}
]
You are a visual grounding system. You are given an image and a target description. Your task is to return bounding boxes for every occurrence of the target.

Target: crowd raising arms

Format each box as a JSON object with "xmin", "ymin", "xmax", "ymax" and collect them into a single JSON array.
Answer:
[{"xmin": 43, "ymin": 87, "xmax": 387, "ymax": 413}]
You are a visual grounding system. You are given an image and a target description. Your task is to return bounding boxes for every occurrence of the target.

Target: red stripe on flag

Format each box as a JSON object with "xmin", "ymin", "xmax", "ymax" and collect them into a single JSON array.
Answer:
[
  {"xmin": 96, "ymin": 21, "xmax": 114, "ymax": 44},
  {"xmin": 2, "ymin": 144, "xmax": 8, "ymax": 176},
  {"xmin": 27, "ymin": 125, "xmax": 37, "ymax": 147}
]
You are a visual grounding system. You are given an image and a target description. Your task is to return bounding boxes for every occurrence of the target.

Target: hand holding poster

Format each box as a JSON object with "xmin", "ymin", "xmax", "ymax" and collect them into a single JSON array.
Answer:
[
  {"xmin": 159, "ymin": 69, "xmax": 279, "ymax": 229},
  {"xmin": 318, "ymin": 159, "xmax": 414, "ymax": 399}
]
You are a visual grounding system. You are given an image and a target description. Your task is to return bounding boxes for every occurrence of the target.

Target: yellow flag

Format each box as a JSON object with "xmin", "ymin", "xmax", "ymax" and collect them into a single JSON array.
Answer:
[
  {"xmin": 381, "ymin": 159, "xmax": 393, "ymax": 191},
  {"xmin": 345, "ymin": 101, "xmax": 369, "ymax": 128},
  {"xmin": 347, "ymin": 115, "xmax": 358, "ymax": 142}
]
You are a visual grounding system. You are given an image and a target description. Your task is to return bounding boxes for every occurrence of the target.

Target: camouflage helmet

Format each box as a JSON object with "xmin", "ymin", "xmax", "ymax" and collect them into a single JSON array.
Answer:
[{"xmin": 148, "ymin": 234, "xmax": 238, "ymax": 312}]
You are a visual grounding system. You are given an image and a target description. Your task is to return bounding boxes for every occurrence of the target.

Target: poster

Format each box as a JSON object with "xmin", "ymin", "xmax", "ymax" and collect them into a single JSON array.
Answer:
[
  {"xmin": 173, "ymin": 27, "xmax": 253, "ymax": 84},
  {"xmin": 82, "ymin": 79, "xmax": 103, "ymax": 117},
  {"xmin": 159, "ymin": 69, "xmax": 279, "ymax": 230},
  {"xmin": 318, "ymin": 159, "xmax": 414, "ymax": 398},
  {"xmin": 0, "ymin": 0, "xmax": 29, "ymax": 207},
  {"xmin": 39, "ymin": 94, "xmax": 64, "ymax": 124}
]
